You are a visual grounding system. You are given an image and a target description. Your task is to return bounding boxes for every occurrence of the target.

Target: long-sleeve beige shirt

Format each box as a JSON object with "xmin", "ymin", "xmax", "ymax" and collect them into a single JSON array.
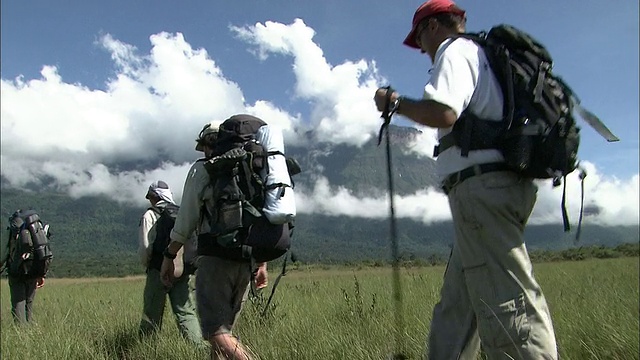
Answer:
[
  {"xmin": 170, "ymin": 160, "xmax": 213, "ymax": 245},
  {"xmin": 138, "ymin": 206, "xmax": 162, "ymax": 268}
]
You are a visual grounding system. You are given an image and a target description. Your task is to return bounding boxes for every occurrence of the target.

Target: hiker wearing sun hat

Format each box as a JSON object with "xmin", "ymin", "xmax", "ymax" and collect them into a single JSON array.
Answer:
[
  {"xmin": 138, "ymin": 180, "xmax": 203, "ymax": 346},
  {"xmin": 373, "ymin": 1, "xmax": 558, "ymax": 359}
]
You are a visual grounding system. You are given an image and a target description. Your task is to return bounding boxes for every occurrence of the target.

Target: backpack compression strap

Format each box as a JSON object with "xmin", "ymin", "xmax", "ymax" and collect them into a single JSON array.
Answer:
[
  {"xmin": 264, "ymin": 150, "xmax": 297, "ymax": 195},
  {"xmin": 559, "ymin": 167, "xmax": 586, "ymax": 241},
  {"xmin": 574, "ymin": 169, "xmax": 587, "ymax": 242},
  {"xmin": 267, "ymin": 150, "xmax": 285, "ymax": 157},
  {"xmin": 265, "ymin": 183, "xmax": 292, "ymax": 198}
]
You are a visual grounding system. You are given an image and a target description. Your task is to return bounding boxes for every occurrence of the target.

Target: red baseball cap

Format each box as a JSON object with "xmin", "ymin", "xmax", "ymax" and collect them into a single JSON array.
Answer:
[{"xmin": 403, "ymin": 0, "xmax": 466, "ymax": 49}]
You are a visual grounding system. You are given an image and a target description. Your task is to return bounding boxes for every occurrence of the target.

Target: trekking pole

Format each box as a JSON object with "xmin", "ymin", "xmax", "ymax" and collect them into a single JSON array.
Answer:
[{"xmin": 377, "ymin": 86, "xmax": 407, "ymax": 360}]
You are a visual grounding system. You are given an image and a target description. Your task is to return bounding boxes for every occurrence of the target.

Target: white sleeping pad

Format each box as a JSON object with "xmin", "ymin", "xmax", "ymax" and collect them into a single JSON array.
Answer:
[{"xmin": 255, "ymin": 125, "xmax": 296, "ymax": 224}]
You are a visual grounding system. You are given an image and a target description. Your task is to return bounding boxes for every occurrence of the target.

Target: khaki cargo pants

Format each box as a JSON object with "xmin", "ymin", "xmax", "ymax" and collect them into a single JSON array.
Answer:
[{"xmin": 427, "ymin": 171, "xmax": 558, "ymax": 360}]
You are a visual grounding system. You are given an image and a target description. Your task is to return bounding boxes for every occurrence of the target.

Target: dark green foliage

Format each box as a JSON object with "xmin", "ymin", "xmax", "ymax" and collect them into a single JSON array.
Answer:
[
  {"xmin": 528, "ymin": 243, "xmax": 639, "ymax": 263},
  {"xmin": 1, "ymin": 185, "xmax": 638, "ymax": 277},
  {"xmin": 1, "ymin": 188, "xmax": 144, "ymax": 278}
]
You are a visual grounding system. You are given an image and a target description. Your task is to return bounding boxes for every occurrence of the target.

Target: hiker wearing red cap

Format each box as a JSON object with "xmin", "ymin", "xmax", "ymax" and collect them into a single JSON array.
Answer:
[{"xmin": 373, "ymin": 1, "xmax": 558, "ymax": 359}]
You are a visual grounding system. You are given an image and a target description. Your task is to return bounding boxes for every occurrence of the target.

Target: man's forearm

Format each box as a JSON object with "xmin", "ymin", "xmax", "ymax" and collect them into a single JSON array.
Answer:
[
  {"xmin": 166, "ymin": 241, "xmax": 184, "ymax": 257},
  {"xmin": 395, "ymin": 96, "xmax": 458, "ymax": 129}
]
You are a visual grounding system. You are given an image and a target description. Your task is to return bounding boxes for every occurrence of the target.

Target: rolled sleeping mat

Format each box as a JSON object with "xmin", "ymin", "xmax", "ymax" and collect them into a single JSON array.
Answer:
[{"xmin": 255, "ymin": 124, "xmax": 296, "ymax": 224}]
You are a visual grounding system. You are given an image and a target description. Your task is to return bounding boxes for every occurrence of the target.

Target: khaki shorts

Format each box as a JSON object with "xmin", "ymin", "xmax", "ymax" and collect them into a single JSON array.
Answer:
[{"xmin": 195, "ymin": 256, "xmax": 251, "ymax": 338}]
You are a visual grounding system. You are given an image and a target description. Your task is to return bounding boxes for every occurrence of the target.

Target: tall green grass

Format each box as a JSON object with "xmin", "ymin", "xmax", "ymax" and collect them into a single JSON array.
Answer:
[{"xmin": 2, "ymin": 257, "xmax": 638, "ymax": 359}]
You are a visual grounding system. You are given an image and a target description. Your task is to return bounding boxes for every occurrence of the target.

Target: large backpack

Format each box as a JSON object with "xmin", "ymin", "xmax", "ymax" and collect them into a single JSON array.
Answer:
[
  {"xmin": 201, "ymin": 114, "xmax": 300, "ymax": 263},
  {"xmin": 435, "ymin": 24, "xmax": 582, "ymax": 180},
  {"xmin": 6, "ymin": 210, "xmax": 53, "ymax": 279},
  {"xmin": 434, "ymin": 25, "xmax": 618, "ymax": 235}
]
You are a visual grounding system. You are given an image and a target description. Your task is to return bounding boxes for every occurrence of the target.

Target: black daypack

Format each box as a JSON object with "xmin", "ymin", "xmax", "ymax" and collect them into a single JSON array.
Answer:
[
  {"xmin": 200, "ymin": 114, "xmax": 300, "ymax": 263},
  {"xmin": 148, "ymin": 203, "xmax": 180, "ymax": 271},
  {"xmin": 435, "ymin": 24, "xmax": 581, "ymax": 181},
  {"xmin": 6, "ymin": 210, "xmax": 53, "ymax": 278}
]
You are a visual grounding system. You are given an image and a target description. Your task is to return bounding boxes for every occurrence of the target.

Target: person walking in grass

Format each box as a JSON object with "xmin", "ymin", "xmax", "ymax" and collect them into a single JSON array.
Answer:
[
  {"xmin": 160, "ymin": 121, "xmax": 268, "ymax": 360},
  {"xmin": 373, "ymin": 0, "xmax": 558, "ymax": 358},
  {"xmin": 138, "ymin": 180, "xmax": 202, "ymax": 345},
  {"xmin": 2, "ymin": 209, "xmax": 50, "ymax": 324}
]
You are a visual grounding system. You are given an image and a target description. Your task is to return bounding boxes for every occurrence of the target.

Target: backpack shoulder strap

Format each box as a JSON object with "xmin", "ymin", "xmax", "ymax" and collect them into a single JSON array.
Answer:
[
  {"xmin": 164, "ymin": 203, "xmax": 180, "ymax": 217},
  {"xmin": 452, "ymin": 31, "xmax": 487, "ymax": 44},
  {"xmin": 433, "ymin": 31, "xmax": 502, "ymax": 158}
]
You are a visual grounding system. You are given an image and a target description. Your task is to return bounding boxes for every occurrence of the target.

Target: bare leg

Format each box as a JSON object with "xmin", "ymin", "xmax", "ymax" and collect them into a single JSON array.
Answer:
[{"xmin": 209, "ymin": 333, "xmax": 254, "ymax": 360}]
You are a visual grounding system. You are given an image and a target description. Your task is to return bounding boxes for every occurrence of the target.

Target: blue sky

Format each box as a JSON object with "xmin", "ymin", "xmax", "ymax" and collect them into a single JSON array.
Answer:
[{"xmin": 1, "ymin": 0, "xmax": 638, "ymax": 225}]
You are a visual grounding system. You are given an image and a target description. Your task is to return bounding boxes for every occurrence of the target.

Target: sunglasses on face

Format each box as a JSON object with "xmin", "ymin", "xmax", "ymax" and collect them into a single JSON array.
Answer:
[
  {"xmin": 199, "ymin": 123, "xmax": 212, "ymax": 139},
  {"xmin": 414, "ymin": 19, "xmax": 433, "ymax": 46}
]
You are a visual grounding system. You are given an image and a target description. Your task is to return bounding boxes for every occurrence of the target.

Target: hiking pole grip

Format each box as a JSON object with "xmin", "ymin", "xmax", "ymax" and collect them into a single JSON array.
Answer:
[{"xmin": 377, "ymin": 86, "xmax": 396, "ymax": 146}]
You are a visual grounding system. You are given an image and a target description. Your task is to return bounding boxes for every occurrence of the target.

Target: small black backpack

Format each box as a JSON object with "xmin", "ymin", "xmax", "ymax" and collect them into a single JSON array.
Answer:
[
  {"xmin": 148, "ymin": 203, "xmax": 180, "ymax": 271},
  {"xmin": 6, "ymin": 210, "xmax": 53, "ymax": 279}
]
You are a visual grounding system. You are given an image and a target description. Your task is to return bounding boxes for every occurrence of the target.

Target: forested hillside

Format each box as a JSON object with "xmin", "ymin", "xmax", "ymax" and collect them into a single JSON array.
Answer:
[{"xmin": 1, "ymin": 187, "xmax": 637, "ymax": 277}]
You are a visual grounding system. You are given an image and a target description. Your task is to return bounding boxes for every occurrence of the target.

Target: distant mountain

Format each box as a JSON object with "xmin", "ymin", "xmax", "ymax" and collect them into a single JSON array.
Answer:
[
  {"xmin": 288, "ymin": 125, "xmax": 439, "ymax": 196},
  {"xmin": 1, "ymin": 125, "xmax": 638, "ymax": 277}
]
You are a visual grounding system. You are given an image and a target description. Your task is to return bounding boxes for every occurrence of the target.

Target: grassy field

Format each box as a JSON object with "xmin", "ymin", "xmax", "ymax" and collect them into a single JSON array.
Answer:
[{"xmin": 1, "ymin": 257, "xmax": 638, "ymax": 360}]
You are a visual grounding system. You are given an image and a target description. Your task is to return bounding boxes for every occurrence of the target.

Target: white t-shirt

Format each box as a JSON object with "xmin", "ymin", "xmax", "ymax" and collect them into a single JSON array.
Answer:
[{"xmin": 423, "ymin": 37, "xmax": 505, "ymax": 180}]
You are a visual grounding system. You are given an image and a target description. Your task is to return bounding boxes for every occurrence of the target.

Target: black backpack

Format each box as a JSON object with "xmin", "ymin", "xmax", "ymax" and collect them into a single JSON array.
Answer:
[
  {"xmin": 148, "ymin": 203, "xmax": 180, "ymax": 271},
  {"xmin": 5, "ymin": 210, "xmax": 53, "ymax": 279},
  {"xmin": 435, "ymin": 24, "xmax": 581, "ymax": 181},
  {"xmin": 434, "ymin": 25, "xmax": 618, "ymax": 236},
  {"xmin": 200, "ymin": 114, "xmax": 300, "ymax": 263}
]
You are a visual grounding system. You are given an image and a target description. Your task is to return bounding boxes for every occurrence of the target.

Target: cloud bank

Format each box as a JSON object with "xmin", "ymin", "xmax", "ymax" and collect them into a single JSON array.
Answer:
[{"xmin": 1, "ymin": 19, "xmax": 637, "ymax": 227}]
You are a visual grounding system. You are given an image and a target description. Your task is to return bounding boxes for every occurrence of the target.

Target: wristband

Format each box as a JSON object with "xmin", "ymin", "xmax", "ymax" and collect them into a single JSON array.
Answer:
[{"xmin": 163, "ymin": 247, "xmax": 177, "ymax": 260}]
